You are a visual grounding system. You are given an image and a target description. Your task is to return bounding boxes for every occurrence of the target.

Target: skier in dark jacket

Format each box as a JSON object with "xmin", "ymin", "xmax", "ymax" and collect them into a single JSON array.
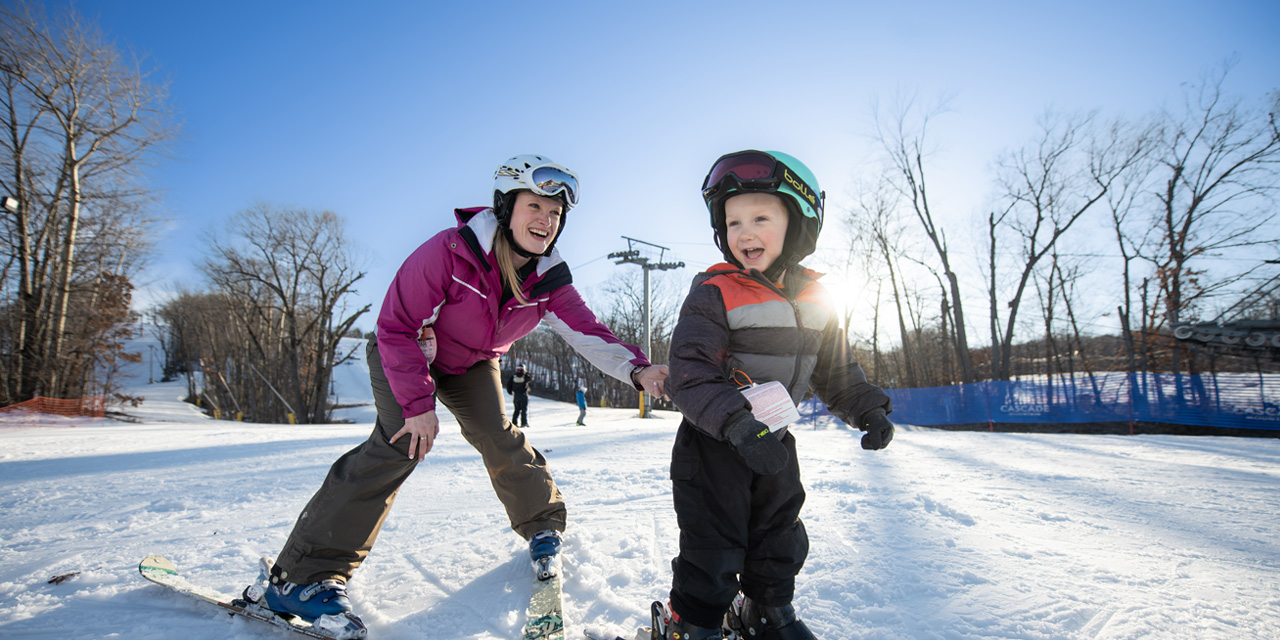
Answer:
[
  {"xmin": 507, "ymin": 364, "xmax": 532, "ymax": 427},
  {"xmin": 656, "ymin": 150, "xmax": 896, "ymax": 640}
]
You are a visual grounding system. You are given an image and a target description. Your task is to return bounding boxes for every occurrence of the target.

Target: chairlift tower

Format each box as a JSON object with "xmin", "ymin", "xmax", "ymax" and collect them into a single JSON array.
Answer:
[{"xmin": 609, "ymin": 237, "xmax": 684, "ymax": 417}]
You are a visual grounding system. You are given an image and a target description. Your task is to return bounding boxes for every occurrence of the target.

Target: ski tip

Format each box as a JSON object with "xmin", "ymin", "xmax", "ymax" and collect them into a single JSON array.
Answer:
[{"xmin": 139, "ymin": 555, "xmax": 177, "ymax": 575}]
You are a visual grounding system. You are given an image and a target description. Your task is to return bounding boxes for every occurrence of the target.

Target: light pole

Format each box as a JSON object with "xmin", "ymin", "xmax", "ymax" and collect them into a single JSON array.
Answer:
[{"xmin": 609, "ymin": 237, "xmax": 683, "ymax": 417}]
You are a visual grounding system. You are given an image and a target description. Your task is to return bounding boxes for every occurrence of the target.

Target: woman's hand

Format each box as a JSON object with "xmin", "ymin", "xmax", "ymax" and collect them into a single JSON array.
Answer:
[
  {"xmin": 635, "ymin": 365, "xmax": 670, "ymax": 399},
  {"xmin": 390, "ymin": 410, "xmax": 440, "ymax": 461}
]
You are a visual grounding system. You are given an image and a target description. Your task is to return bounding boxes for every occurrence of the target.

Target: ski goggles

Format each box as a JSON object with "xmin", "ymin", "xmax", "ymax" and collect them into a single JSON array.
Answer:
[
  {"xmin": 528, "ymin": 164, "xmax": 580, "ymax": 207},
  {"xmin": 701, "ymin": 150, "xmax": 823, "ymax": 219}
]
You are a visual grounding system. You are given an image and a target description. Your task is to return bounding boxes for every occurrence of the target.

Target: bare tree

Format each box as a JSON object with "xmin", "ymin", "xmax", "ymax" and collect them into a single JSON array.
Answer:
[
  {"xmin": 872, "ymin": 92, "xmax": 978, "ymax": 382},
  {"xmin": 0, "ymin": 1, "xmax": 175, "ymax": 403},
  {"xmin": 199, "ymin": 203, "xmax": 369, "ymax": 423},
  {"xmin": 1030, "ymin": 249, "xmax": 1095, "ymax": 383},
  {"xmin": 1104, "ymin": 135, "xmax": 1161, "ymax": 376},
  {"xmin": 843, "ymin": 174, "xmax": 922, "ymax": 386},
  {"xmin": 156, "ymin": 291, "xmax": 237, "ymax": 411},
  {"xmin": 1145, "ymin": 62, "xmax": 1280, "ymax": 337},
  {"xmin": 988, "ymin": 110, "xmax": 1150, "ymax": 379}
]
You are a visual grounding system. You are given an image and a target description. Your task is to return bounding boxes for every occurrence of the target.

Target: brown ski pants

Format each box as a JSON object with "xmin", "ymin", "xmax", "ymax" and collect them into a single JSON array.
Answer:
[{"xmin": 275, "ymin": 337, "xmax": 566, "ymax": 584}]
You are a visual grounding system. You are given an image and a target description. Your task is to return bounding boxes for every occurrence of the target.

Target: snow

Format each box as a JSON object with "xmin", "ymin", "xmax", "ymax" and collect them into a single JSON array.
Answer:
[{"xmin": 2, "ymin": 329, "xmax": 1279, "ymax": 639}]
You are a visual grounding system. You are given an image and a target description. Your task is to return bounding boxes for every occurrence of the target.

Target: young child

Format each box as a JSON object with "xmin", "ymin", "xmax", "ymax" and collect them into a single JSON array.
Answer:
[{"xmin": 659, "ymin": 150, "xmax": 896, "ymax": 640}]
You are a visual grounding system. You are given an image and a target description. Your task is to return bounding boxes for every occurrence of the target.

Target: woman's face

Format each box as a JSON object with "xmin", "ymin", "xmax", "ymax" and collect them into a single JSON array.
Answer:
[{"xmin": 508, "ymin": 191, "xmax": 563, "ymax": 256}]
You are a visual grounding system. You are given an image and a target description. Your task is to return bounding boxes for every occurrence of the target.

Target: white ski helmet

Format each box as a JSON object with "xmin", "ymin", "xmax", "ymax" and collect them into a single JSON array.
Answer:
[{"xmin": 492, "ymin": 154, "xmax": 580, "ymax": 256}]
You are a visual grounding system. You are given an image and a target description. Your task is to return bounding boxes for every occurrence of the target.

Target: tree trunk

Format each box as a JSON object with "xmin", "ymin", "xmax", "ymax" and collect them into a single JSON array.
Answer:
[{"xmin": 47, "ymin": 150, "xmax": 81, "ymax": 396}]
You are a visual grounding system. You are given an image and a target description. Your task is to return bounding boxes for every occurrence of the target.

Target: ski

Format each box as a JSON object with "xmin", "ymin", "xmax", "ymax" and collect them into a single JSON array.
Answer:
[
  {"xmin": 137, "ymin": 555, "xmax": 361, "ymax": 640},
  {"xmin": 523, "ymin": 561, "xmax": 565, "ymax": 640}
]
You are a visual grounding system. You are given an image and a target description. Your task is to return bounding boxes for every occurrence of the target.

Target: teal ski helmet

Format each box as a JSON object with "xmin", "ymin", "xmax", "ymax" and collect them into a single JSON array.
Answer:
[{"xmin": 701, "ymin": 150, "xmax": 825, "ymax": 272}]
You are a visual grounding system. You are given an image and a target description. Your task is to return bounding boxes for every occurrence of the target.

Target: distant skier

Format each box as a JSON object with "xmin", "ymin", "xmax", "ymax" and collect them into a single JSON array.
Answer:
[
  {"xmin": 656, "ymin": 151, "xmax": 896, "ymax": 640},
  {"xmin": 575, "ymin": 380, "xmax": 587, "ymax": 426},
  {"xmin": 507, "ymin": 364, "xmax": 532, "ymax": 428},
  {"xmin": 253, "ymin": 155, "xmax": 669, "ymax": 637}
]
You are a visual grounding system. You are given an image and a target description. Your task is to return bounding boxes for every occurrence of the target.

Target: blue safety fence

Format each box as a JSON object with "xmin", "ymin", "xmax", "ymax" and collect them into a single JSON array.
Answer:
[{"xmin": 799, "ymin": 372, "xmax": 1280, "ymax": 431}]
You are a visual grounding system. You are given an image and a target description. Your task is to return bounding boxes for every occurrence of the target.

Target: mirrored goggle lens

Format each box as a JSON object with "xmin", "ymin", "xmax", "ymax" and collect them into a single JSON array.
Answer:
[
  {"xmin": 703, "ymin": 151, "xmax": 779, "ymax": 190},
  {"xmin": 530, "ymin": 166, "xmax": 579, "ymax": 206}
]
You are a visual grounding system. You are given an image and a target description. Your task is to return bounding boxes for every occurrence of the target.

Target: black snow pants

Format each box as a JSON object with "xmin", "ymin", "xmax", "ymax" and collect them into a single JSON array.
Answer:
[
  {"xmin": 512, "ymin": 392, "xmax": 529, "ymax": 427},
  {"xmin": 668, "ymin": 420, "xmax": 809, "ymax": 628}
]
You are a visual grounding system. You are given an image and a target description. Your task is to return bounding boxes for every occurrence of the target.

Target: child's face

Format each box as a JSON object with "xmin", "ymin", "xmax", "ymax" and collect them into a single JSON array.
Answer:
[{"xmin": 724, "ymin": 193, "xmax": 789, "ymax": 272}]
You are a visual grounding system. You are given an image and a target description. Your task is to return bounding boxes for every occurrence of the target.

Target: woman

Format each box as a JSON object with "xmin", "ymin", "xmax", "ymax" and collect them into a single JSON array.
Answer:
[{"xmin": 247, "ymin": 155, "xmax": 669, "ymax": 639}]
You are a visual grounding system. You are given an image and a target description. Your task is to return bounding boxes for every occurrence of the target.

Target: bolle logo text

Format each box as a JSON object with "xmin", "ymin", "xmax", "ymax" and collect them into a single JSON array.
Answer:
[{"xmin": 783, "ymin": 168, "xmax": 817, "ymax": 206}]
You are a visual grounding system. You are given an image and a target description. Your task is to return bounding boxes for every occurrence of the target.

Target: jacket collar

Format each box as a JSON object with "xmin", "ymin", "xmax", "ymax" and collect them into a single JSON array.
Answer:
[
  {"xmin": 454, "ymin": 207, "xmax": 566, "ymax": 277},
  {"xmin": 704, "ymin": 262, "xmax": 824, "ymax": 281},
  {"xmin": 698, "ymin": 262, "xmax": 823, "ymax": 299}
]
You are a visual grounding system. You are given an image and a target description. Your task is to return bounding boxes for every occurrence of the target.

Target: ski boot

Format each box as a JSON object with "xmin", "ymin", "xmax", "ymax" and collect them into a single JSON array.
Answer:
[
  {"xmin": 651, "ymin": 599, "xmax": 724, "ymax": 640},
  {"xmin": 242, "ymin": 557, "xmax": 367, "ymax": 640},
  {"xmin": 723, "ymin": 594, "xmax": 814, "ymax": 640},
  {"xmin": 529, "ymin": 529, "xmax": 563, "ymax": 580}
]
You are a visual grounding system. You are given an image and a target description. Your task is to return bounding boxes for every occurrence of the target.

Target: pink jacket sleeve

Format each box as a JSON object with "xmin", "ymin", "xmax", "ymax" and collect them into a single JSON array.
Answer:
[{"xmin": 376, "ymin": 236, "xmax": 449, "ymax": 418}]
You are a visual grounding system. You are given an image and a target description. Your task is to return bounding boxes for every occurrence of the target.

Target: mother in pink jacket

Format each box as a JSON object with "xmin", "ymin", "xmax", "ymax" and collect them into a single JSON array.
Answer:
[{"xmin": 254, "ymin": 155, "xmax": 669, "ymax": 636}]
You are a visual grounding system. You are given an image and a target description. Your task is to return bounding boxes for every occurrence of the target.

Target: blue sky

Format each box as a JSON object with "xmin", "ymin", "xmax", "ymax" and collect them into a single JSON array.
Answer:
[{"xmin": 71, "ymin": 0, "xmax": 1280, "ymax": 334}]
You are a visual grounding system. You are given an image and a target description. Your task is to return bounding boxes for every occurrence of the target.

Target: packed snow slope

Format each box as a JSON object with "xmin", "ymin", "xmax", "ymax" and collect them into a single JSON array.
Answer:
[{"xmin": 2, "ymin": 333, "xmax": 1279, "ymax": 639}]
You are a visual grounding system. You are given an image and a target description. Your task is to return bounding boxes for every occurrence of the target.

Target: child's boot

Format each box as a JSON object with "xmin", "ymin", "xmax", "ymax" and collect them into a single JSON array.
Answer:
[
  {"xmin": 652, "ymin": 600, "xmax": 724, "ymax": 640},
  {"xmin": 724, "ymin": 594, "xmax": 814, "ymax": 640}
]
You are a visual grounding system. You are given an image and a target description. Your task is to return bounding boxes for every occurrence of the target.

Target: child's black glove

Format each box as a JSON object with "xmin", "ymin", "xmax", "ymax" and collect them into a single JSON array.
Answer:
[
  {"xmin": 724, "ymin": 409, "xmax": 788, "ymax": 475},
  {"xmin": 859, "ymin": 408, "xmax": 895, "ymax": 450}
]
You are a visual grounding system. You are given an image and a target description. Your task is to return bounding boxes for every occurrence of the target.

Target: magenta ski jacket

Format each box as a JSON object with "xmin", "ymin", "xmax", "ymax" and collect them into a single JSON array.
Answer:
[{"xmin": 376, "ymin": 207, "xmax": 650, "ymax": 418}]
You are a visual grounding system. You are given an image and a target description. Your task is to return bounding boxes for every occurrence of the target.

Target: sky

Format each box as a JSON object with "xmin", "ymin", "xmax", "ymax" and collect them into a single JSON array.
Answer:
[{"xmin": 60, "ymin": 0, "xmax": 1280, "ymax": 336}]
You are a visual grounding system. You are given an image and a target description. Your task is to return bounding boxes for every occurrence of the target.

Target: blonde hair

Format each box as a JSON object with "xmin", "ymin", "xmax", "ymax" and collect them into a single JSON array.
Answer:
[{"xmin": 493, "ymin": 231, "xmax": 531, "ymax": 305}]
